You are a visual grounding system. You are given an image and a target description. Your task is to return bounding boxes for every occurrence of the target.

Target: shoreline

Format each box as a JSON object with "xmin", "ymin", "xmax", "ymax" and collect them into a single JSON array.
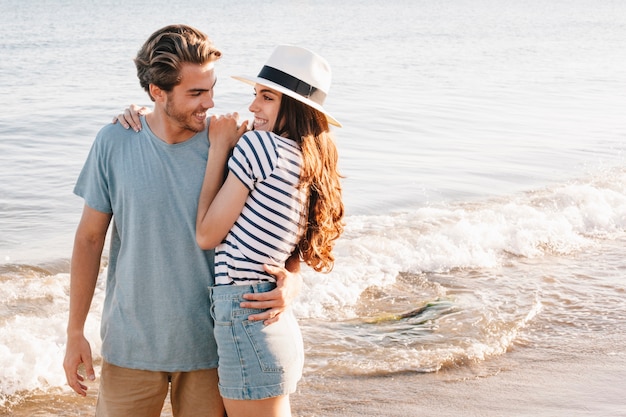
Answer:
[
  {"xmin": 291, "ymin": 345, "xmax": 626, "ymax": 417},
  {"xmin": 5, "ymin": 343, "xmax": 624, "ymax": 417}
]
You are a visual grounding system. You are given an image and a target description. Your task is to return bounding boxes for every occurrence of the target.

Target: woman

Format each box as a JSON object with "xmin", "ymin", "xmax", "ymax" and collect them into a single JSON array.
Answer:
[
  {"xmin": 198, "ymin": 45, "xmax": 344, "ymax": 417},
  {"xmin": 118, "ymin": 45, "xmax": 344, "ymax": 417}
]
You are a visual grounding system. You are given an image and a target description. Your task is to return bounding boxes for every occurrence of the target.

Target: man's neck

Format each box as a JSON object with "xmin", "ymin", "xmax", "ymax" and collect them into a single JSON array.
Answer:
[{"xmin": 145, "ymin": 111, "xmax": 197, "ymax": 145}]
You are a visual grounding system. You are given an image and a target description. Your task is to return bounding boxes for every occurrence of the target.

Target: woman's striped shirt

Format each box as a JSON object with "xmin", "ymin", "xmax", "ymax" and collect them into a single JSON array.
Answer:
[{"xmin": 214, "ymin": 130, "xmax": 308, "ymax": 285}]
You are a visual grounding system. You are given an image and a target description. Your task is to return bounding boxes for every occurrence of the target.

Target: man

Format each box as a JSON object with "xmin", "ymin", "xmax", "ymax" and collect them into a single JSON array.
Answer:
[{"xmin": 63, "ymin": 24, "xmax": 300, "ymax": 417}]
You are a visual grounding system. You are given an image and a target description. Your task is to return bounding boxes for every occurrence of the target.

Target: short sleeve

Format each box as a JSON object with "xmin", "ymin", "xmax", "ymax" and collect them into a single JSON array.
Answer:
[
  {"xmin": 73, "ymin": 129, "xmax": 112, "ymax": 214},
  {"xmin": 228, "ymin": 131, "xmax": 277, "ymax": 191}
]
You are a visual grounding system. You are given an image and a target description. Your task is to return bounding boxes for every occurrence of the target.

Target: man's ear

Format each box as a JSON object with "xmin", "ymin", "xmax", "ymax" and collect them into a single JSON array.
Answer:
[{"xmin": 149, "ymin": 84, "xmax": 165, "ymax": 103}]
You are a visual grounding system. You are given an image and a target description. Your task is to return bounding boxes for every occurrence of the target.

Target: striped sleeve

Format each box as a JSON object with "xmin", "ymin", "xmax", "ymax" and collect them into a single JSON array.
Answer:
[{"xmin": 228, "ymin": 131, "xmax": 277, "ymax": 191}]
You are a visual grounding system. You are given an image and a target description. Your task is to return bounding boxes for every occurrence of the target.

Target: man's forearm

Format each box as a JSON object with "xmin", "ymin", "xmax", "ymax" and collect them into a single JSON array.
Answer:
[{"xmin": 67, "ymin": 235, "xmax": 104, "ymax": 336}]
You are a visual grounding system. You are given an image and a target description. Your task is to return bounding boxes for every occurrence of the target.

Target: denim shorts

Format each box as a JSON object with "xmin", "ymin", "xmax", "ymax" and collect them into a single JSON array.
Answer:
[{"xmin": 209, "ymin": 282, "xmax": 304, "ymax": 400}]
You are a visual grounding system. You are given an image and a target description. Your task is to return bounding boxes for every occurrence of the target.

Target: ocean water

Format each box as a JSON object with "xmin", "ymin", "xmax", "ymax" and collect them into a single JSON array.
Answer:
[{"xmin": 1, "ymin": 0, "xmax": 626, "ymax": 415}]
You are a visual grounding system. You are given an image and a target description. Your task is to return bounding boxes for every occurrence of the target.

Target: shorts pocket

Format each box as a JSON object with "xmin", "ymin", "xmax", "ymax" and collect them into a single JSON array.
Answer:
[{"xmin": 242, "ymin": 315, "xmax": 298, "ymax": 373}]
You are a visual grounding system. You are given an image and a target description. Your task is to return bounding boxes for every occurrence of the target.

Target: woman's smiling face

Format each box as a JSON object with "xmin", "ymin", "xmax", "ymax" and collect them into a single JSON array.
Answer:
[{"xmin": 248, "ymin": 84, "xmax": 282, "ymax": 131}]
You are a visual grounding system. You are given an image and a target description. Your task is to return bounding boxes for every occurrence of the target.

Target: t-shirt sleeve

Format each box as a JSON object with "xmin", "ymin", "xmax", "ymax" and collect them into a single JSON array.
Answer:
[
  {"xmin": 73, "ymin": 130, "xmax": 113, "ymax": 214},
  {"xmin": 228, "ymin": 131, "xmax": 277, "ymax": 191}
]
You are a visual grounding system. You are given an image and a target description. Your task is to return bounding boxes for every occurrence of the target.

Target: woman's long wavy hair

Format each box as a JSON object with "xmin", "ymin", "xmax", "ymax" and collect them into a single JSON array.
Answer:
[{"xmin": 273, "ymin": 94, "xmax": 345, "ymax": 273}]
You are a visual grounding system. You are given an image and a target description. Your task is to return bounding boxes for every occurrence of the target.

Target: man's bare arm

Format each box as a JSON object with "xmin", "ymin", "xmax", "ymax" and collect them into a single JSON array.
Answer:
[{"xmin": 241, "ymin": 251, "xmax": 302, "ymax": 325}]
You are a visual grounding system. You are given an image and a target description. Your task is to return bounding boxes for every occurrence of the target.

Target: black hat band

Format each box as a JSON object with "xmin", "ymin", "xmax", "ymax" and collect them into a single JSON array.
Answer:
[{"xmin": 257, "ymin": 65, "xmax": 327, "ymax": 106}]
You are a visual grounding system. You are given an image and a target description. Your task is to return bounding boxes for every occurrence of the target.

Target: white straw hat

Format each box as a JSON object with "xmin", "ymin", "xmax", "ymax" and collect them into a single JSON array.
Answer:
[{"xmin": 232, "ymin": 45, "xmax": 341, "ymax": 127}]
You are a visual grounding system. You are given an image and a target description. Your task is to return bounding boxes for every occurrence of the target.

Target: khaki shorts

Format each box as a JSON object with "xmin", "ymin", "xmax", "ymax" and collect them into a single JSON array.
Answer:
[{"xmin": 96, "ymin": 361, "xmax": 224, "ymax": 417}]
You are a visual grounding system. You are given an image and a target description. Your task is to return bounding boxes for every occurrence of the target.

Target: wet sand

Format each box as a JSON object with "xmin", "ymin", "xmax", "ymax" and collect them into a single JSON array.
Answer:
[
  {"xmin": 291, "ymin": 345, "xmax": 626, "ymax": 417},
  {"xmin": 4, "ymin": 343, "xmax": 624, "ymax": 417}
]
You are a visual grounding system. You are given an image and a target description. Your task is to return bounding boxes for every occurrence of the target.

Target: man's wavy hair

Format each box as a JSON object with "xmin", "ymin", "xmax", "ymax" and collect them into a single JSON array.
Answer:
[{"xmin": 134, "ymin": 24, "xmax": 222, "ymax": 101}]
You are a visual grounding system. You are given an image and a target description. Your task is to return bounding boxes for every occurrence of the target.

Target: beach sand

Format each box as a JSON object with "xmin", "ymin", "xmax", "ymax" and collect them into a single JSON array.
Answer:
[
  {"xmin": 4, "ymin": 343, "xmax": 624, "ymax": 416},
  {"xmin": 291, "ymin": 345, "xmax": 626, "ymax": 417}
]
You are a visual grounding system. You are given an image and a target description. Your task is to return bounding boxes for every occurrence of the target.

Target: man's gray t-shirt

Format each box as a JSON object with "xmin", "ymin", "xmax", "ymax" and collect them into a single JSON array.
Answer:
[{"xmin": 74, "ymin": 117, "xmax": 217, "ymax": 371}]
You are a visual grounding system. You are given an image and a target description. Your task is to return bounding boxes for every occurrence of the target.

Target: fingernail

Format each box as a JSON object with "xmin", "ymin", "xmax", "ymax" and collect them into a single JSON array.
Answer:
[{"xmin": 88, "ymin": 374, "xmax": 95, "ymax": 381}]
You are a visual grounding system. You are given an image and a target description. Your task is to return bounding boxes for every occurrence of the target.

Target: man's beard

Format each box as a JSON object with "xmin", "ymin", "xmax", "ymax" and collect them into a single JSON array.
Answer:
[{"xmin": 164, "ymin": 99, "xmax": 206, "ymax": 133}]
